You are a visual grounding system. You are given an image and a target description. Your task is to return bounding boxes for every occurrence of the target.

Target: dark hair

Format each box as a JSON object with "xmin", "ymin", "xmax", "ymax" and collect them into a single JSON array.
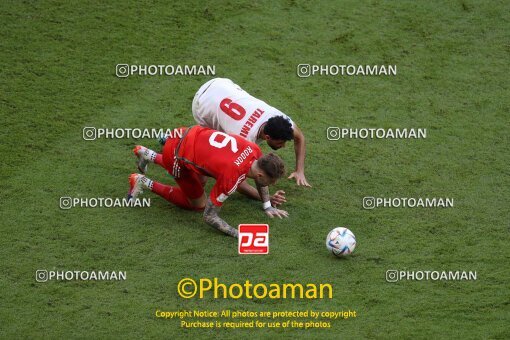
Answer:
[
  {"xmin": 263, "ymin": 116, "xmax": 294, "ymax": 141},
  {"xmin": 258, "ymin": 153, "xmax": 285, "ymax": 179}
]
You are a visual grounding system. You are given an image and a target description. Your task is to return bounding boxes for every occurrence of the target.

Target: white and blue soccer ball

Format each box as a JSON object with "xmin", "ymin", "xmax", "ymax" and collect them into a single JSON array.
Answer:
[{"xmin": 326, "ymin": 227, "xmax": 356, "ymax": 257}]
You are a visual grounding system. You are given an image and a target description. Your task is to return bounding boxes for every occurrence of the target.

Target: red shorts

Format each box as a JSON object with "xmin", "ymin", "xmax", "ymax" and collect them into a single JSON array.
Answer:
[{"xmin": 162, "ymin": 132, "xmax": 205, "ymax": 200}]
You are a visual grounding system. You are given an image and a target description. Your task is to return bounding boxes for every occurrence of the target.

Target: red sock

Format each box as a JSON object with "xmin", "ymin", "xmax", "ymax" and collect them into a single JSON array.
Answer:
[
  {"xmin": 152, "ymin": 181, "xmax": 198, "ymax": 210},
  {"xmin": 154, "ymin": 153, "xmax": 164, "ymax": 167}
]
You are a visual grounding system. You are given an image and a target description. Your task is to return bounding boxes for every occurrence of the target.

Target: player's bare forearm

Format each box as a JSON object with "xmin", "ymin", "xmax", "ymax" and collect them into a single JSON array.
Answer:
[
  {"xmin": 289, "ymin": 126, "xmax": 311, "ymax": 187},
  {"xmin": 255, "ymin": 183, "xmax": 271, "ymax": 203},
  {"xmin": 239, "ymin": 181, "xmax": 286, "ymax": 207},
  {"xmin": 203, "ymin": 199, "xmax": 238, "ymax": 238},
  {"xmin": 293, "ymin": 126, "xmax": 306, "ymax": 173},
  {"xmin": 255, "ymin": 183, "xmax": 287, "ymax": 217},
  {"xmin": 256, "ymin": 183, "xmax": 289, "ymax": 218},
  {"xmin": 237, "ymin": 181, "xmax": 260, "ymax": 200}
]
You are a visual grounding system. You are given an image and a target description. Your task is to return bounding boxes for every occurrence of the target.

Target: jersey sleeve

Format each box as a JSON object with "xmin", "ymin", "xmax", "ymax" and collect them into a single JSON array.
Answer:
[{"xmin": 209, "ymin": 173, "xmax": 247, "ymax": 207}]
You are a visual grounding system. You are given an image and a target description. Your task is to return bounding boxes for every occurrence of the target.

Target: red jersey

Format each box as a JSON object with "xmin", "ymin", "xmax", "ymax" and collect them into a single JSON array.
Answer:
[{"xmin": 175, "ymin": 126, "xmax": 262, "ymax": 206}]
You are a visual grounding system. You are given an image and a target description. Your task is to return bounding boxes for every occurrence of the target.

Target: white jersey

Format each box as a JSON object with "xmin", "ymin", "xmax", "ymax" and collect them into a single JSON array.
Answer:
[{"xmin": 192, "ymin": 78, "xmax": 294, "ymax": 143}]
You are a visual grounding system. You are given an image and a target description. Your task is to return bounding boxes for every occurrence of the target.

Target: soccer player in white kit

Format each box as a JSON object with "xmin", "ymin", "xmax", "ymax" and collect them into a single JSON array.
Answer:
[{"xmin": 192, "ymin": 78, "xmax": 310, "ymax": 188}]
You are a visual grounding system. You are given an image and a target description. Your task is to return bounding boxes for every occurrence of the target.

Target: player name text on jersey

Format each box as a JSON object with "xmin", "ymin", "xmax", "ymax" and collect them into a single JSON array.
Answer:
[
  {"xmin": 240, "ymin": 108, "xmax": 265, "ymax": 138},
  {"xmin": 234, "ymin": 146, "xmax": 254, "ymax": 167}
]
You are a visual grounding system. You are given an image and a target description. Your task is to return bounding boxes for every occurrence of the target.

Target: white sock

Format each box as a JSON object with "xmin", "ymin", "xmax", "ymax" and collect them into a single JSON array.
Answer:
[
  {"xmin": 143, "ymin": 148, "xmax": 157, "ymax": 162},
  {"xmin": 140, "ymin": 176, "xmax": 153, "ymax": 190}
]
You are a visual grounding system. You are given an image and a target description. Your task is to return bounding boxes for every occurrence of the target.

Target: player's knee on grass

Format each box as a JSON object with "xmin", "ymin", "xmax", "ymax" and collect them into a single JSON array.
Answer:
[{"xmin": 189, "ymin": 194, "xmax": 206, "ymax": 210}]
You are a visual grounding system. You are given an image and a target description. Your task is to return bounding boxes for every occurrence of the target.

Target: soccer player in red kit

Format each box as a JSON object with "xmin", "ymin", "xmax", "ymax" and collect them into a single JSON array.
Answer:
[{"xmin": 127, "ymin": 126, "xmax": 288, "ymax": 238}]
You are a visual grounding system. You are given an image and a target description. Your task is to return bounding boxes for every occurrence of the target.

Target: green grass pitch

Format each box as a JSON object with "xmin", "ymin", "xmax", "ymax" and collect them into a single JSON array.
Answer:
[{"xmin": 1, "ymin": 0, "xmax": 509, "ymax": 338}]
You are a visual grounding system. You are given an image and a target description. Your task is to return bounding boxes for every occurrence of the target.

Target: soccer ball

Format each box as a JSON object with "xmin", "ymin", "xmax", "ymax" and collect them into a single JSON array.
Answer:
[{"xmin": 326, "ymin": 227, "xmax": 356, "ymax": 256}]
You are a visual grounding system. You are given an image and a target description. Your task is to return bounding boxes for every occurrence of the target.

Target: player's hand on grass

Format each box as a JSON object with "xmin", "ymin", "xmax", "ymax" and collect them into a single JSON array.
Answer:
[
  {"xmin": 288, "ymin": 171, "xmax": 311, "ymax": 187},
  {"xmin": 265, "ymin": 207, "xmax": 289, "ymax": 219},
  {"xmin": 270, "ymin": 190, "xmax": 286, "ymax": 207}
]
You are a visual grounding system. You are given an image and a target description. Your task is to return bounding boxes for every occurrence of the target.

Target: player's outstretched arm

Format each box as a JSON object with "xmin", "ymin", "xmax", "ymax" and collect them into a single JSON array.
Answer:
[
  {"xmin": 256, "ymin": 183, "xmax": 289, "ymax": 219},
  {"xmin": 237, "ymin": 181, "xmax": 287, "ymax": 207},
  {"xmin": 288, "ymin": 125, "xmax": 312, "ymax": 187},
  {"xmin": 203, "ymin": 198, "xmax": 238, "ymax": 238}
]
